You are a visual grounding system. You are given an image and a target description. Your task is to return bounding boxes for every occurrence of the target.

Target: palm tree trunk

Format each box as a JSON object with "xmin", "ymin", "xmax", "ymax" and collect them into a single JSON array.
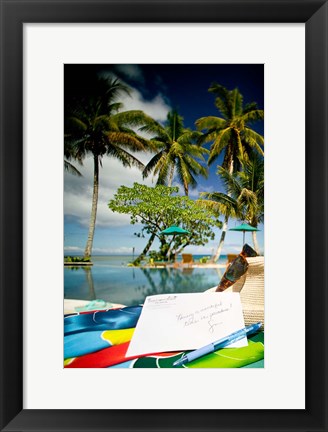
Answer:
[
  {"xmin": 168, "ymin": 165, "xmax": 174, "ymax": 187},
  {"xmin": 212, "ymin": 215, "xmax": 229, "ymax": 263},
  {"xmin": 252, "ymin": 231, "xmax": 260, "ymax": 255},
  {"xmin": 183, "ymin": 182, "xmax": 188, "ymax": 196},
  {"xmin": 133, "ymin": 232, "xmax": 156, "ymax": 266},
  {"xmin": 84, "ymin": 155, "xmax": 99, "ymax": 259},
  {"xmin": 211, "ymin": 155, "xmax": 233, "ymax": 264},
  {"xmin": 210, "ymin": 156, "xmax": 234, "ymax": 263},
  {"xmin": 228, "ymin": 157, "xmax": 234, "ymax": 175}
]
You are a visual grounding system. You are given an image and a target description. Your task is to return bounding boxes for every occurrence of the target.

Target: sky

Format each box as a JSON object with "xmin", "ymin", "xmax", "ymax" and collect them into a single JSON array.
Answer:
[{"xmin": 64, "ymin": 64, "xmax": 264, "ymax": 256}]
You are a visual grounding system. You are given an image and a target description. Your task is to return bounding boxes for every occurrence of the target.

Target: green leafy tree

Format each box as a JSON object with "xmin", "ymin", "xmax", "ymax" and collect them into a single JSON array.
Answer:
[
  {"xmin": 141, "ymin": 110, "xmax": 209, "ymax": 195},
  {"xmin": 136, "ymin": 109, "xmax": 209, "ymax": 259},
  {"xmin": 196, "ymin": 84, "xmax": 264, "ymax": 173},
  {"xmin": 108, "ymin": 183, "xmax": 221, "ymax": 265},
  {"xmin": 65, "ymin": 76, "xmax": 154, "ymax": 259}
]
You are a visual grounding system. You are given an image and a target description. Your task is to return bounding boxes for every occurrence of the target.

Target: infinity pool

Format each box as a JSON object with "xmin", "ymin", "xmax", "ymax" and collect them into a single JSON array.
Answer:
[{"xmin": 64, "ymin": 255, "xmax": 226, "ymax": 306}]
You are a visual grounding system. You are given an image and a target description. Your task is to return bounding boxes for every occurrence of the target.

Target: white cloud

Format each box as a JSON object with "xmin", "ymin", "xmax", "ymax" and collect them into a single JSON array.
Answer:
[
  {"xmin": 186, "ymin": 184, "xmax": 215, "ymax": 199},
  {"xmin": 64, "ymin": 154, "xmax": 159, "ymax": 228},
  {"xmin": 168, "ymin": 180, "xmax": 214, "ymax": 199},
  {"xmin": 91, "ymin": 246, "xmax": 136, "ymax": 255},
  {"xmin": 120, "ymin": 89, "xmax": 170, "ymax": 122},
  {"xmin": 98, "ymin": 69, "xmax": 170, "ymax": 122},
  {"xmin": 64, "ymin": 72, "xmax": 170, "ymax": 230},
  {"xmin": 114, "ymin": 65, "xmax": 144, "ymax": 82},
  {"xmin": 64, "ymin": 246, "xmax": 84, "ymax": 253}
]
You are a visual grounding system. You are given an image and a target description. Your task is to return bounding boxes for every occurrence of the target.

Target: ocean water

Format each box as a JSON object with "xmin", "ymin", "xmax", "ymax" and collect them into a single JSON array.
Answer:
[{"xmin": 64, "ymin": 255, "xmax": 227, "ymax": 306}]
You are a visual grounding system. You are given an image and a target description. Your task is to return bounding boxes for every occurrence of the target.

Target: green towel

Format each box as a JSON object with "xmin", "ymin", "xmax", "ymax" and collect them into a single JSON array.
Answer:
[
  {"xmin": 132, "ymin": 332, "xmax": 264, "ymax": 368},
  {"xmin": 188, "ymin": 339, "xmax": 264, "ymax": 368},
  {"xmin": 188, "ymin": 331, "xmax": 264, "ymax": 368}
]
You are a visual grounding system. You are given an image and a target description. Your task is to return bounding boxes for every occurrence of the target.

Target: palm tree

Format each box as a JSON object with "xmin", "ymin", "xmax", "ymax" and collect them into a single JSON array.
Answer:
[
  {"xmin": 196, "ymin": 84, "xmax": 264, "ymax": 173},
  {"xmin": 198, "ymin": 192, "xmax": 239, "ymax": 263},
  {"xmin": 199, "ymin": 153, "xmax": 264, "ymax": 259},
  {"xmin": 131, "ymin": 110, "xmax": 209, "ymax": 266},
  {"xmin": 233, "ymin": 153, "xmax": 264, "ymax": 253},
  {"xmin": 141, "ymin": 110, "xmax": 209, "ymax": 195},
  {"xmin": 65, "ymin": 76, "xmax": 154, "ymax": 259}
]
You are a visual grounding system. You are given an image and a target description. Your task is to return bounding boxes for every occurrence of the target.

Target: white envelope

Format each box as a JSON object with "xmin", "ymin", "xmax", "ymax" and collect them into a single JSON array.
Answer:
[{"xmin": 126, "ymin": 292, "xmax": 247, "ymax": 357}]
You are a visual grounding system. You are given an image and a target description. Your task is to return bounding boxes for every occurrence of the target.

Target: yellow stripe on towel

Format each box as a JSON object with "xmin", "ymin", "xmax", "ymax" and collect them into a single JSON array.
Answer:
[
  {"xmin": 102, "ymin": 328, "xmax": 135, "ymax": 345},
  {"xmin": 64, "ymin": 358, "xmax": 74, "ymax": 366}
]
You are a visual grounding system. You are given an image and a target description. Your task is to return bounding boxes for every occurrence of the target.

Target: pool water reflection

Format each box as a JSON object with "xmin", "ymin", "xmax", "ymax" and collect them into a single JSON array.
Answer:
[{"xmin": 64, "ymin": 256, "xmax": 225, "ymax": 306}]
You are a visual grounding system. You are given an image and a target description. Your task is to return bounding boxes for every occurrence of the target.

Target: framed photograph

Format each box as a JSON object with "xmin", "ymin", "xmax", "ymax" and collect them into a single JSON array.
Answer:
[
  {"xmin": 0, "ymin": 1, "xmax": 327, "ymax": 431},
  {"xmin": 63, "ymin": 63, "xmax": 265, "ymax": 370}
]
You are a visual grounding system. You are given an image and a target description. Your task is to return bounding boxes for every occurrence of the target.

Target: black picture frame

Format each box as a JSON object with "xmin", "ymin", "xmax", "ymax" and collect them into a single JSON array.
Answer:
[{"xmin": 0, "ymin": 1, "xmax": 327, "ymax": 431}]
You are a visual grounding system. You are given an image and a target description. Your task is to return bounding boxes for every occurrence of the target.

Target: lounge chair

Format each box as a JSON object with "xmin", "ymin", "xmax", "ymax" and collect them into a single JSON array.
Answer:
[{"xmin": 181, "ymin": 253, "xmax": 194, "ymax": 267}]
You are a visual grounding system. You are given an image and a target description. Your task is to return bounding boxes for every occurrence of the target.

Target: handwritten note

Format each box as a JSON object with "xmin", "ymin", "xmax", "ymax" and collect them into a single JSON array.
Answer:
[{"xmin": 126, "ymin": 292, "xmax": 247, "ymax": 357}]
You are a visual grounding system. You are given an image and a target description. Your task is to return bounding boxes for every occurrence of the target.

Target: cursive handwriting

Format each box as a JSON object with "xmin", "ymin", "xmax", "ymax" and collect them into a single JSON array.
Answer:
[{"xmin": 176, "ymin": 304, "xmax": 230, "ymax": 332}]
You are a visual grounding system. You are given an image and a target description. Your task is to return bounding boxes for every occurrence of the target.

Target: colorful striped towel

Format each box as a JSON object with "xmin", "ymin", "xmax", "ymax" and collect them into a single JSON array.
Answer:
[{"xmin": 64, "ymin": 305, "xmax": 264, "ymax": 368}]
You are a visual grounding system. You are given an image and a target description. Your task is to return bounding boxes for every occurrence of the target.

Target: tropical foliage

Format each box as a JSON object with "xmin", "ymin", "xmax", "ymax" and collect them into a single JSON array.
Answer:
[
  {"xmin": 108, "ymin": 183, "xmax": 221, "ymax": 265},
  {"xmin": 64, "ymin": 75, "xmax": 264, "ymax": 262},
  {"xmin": 64, "ymin": 256, "xmax": 91, "ymax": 263},
  {"xmin": 199, "ymin": 152, "xmax": 264, "ymax": 257},
  {"xmin": 64, "ymin": 76, "xmax": 155, "ymax": 259},
  {"xmin": 196, "ymin": 84, "xmax": 264, "ymax": 173},
  {"xmin": 64, "ymin": 159, "xmax": 82, "ymax": 177},
  {"xmin": 197, "ymin": 192, "xmax": 239, "ymax": 262},
  {"xmin": 141, "ymin": 110, "xmax": 209, "ymax": 195}
]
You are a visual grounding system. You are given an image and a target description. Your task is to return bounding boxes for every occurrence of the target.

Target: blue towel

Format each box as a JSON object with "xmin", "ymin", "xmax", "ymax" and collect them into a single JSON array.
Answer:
[{"xmin": 64, "ymin": 305, "xmax": 142, "ymax": 336}]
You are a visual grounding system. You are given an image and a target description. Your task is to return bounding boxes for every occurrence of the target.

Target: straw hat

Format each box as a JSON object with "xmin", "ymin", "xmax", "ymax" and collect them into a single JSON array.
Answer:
[{"xmin": 207, "ymin": 256, "xmax": 264, "ymax": 329}]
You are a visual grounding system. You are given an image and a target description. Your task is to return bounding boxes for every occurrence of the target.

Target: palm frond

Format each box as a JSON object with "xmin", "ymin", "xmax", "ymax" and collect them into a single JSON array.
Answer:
[
  {"xmin": 108, "ymin": 102, "xmax": 123, "ymax": 113},
  {"xmin": 183, "ymin": 143, "xmax": 209, "ymax": 160},
  {"xmin": 65, "ymin": 116, "xmax": 88, "ymax": 134},
  {"xmin": 217, "ymin": 166, "xmax": 243, "ymax": 197},
  {"xmin": 101, "ymin": 77, "xmax": 131, "ymax": 103},
  {"xmin": 112, "ymin": 110, "xmax": 155, "ymax": 128},
  {"xmin": 176, "ymin": 157, "xmax": 197, "ymax": 195},
  {"xmin": 197, "ymin": 194, "xmax": 239, "ymax": 218},
  {"xmin": 243, "ymin": 102, "xmax": 259, "ymax": 113},
  {"xmin": 234, "ymin": 88, "xmax": 244, "ymax": 116},
  {"xmin": 208, "ymin": 83, "xmax": 230, "ymax": 119},
  {"xmin": 195, "ymin": 116, "xmax": 226, "ymax": 131},
  {"xmin": 177, "ymin": 129, "xmax": 203, "ymax": 145},
  {"xmin": 183, "ymin": 154, "xmax": 208, "ymax": 177},
  {"xmin": 154, "ymin": 155, "xmax": 172, "ymax": 185},
  {"xmin": 166, "ymin": 110, "xmax": 185, "ymax": 141},
  {"xmin": 242, "ymin": 109, "xmax": 264, "ymax": 124},
  {"xmin": 139, "ymin": 121, "xmax": 168, "ymax": 139},
  {"xmin": 243, "ymin": 128, "xmax": 264, "ymax": 155},
  {"xmin": 142, "ymin": 151, "xmax": 166, "ymax": 178},
  {"xmin": 106, "ymin": 143, "xmax": 144, "ymax": 170},
  {"xmin": 64, "ymin": 160, "xmax": 83, "ymax": 176},
  {"xmin": 106, "ymin": 131, "xmax": 145, "ymax": 152},
  {"xmin": 208, "ymin": 127, "xmax": 231, "ymax": 165}
]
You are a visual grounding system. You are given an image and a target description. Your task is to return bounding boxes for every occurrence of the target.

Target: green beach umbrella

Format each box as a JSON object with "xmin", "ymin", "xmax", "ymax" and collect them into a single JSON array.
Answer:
[
  {"xmin": 229, "ymin": 223, "xmax": 260, "ymax": 246},
  {"xmin": 159, "ymin": 225, "xmax": 190, "ymax": 261},
  {"xmin": 160, "ymin": 225, "xmax": 190, "ymax": 235}
]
